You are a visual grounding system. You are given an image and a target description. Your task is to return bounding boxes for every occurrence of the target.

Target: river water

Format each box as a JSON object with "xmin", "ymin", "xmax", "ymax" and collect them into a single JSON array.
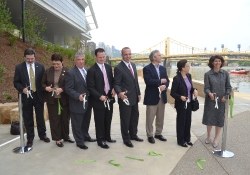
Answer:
[{"xmin": 167, "ymin": 66, "xmax": 250, "ymax": 94}]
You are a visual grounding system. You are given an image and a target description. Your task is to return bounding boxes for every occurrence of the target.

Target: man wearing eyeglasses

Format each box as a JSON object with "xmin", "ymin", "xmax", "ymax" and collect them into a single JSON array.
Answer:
[{"xmin": 14, "ymin": 48, "xmax": 50, "ymax": 147}]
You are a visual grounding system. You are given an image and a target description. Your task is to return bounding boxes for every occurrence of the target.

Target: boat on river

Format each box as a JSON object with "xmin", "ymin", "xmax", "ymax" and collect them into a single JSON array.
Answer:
[{"xmin": 230, "ymin": 67, "xmax": 250, "ymax": 74}]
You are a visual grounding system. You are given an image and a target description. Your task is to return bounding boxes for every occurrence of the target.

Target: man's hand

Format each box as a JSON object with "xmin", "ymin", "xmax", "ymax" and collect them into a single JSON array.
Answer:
[
  {"xmin": 161, "ymin": 78, "xmax": 167, "ymax": 84},
  {"xmin": 45, "ymin": 84, "xmax": 53, "ymax": 92},
  {"xmin": 22, "ymin": 86, "xmax": 29, "ymax": 94},
  {"xmin": 78, "ymin": 94, "xmax": 85, "ymax": 101},
  {"xmin": 119, "ymin": 92, "xmax": 127, "ymax": 100},
  {"xmin": 159, "ymin": 85, "xmax": 166, "ymax": 92},
  {"xmin": 138, "ymin": 95, "xmax": 141, "ymax": 102},
  {"xmin": 99, "ymin": 95, "xmax": 107, "ymax": 101},
  {"xmin": 111, "ymin": 88, "xmax": 116, "ymax": 97}
]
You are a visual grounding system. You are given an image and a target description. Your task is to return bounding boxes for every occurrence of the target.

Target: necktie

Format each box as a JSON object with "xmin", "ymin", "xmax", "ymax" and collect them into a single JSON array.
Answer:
[
  {"xmin": 82, "ymin": 68, "xmax": 86, "ymax": 82},
  {"xmin": 29, "ymin": 64, "xmax": 36, "ymax": 92},
  {"xmin": 128, "ymin": 64, "xmax": 134, "ymax": 78},
  {"xmin": 102, "ymin": 65, "xmax": 109, "ymax": 94}
]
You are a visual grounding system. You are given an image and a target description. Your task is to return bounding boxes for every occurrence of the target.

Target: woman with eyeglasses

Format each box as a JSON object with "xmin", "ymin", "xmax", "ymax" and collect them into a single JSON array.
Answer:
[
  {"xmin": 41, "ymin": 53, "xmax": 74, "ymax": 147},
  {"xmin": 171, "ymin": 59, "xmax": 198, "ymax": 147}
]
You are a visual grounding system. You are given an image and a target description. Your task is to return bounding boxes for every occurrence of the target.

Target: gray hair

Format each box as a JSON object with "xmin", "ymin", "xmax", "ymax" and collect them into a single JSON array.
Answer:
[
  {"xmin": 74, "ymin": 51, "xmax": 84, "ymax": 60},
  {"xmin": 149, "ymin": 50, "xmax": 160, "ymax": 62}
]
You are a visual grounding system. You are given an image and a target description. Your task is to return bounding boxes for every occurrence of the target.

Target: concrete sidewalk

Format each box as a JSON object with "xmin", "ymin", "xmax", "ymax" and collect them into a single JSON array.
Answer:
[{"xmin": 0, "ymin": 77, "xmax": 249, "ymax": 175}]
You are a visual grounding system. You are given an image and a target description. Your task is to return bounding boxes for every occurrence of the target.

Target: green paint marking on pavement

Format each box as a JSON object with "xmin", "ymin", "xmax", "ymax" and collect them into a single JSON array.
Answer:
[
  {"xmin": 148, "ymin": 151, "xmax": 163, "ymax": 156},
  {"xmin": 109, "ymin": 159, "xmax": 122, "ymax": 167},
  {"xmin": 125, "ymin": 156, "xmax": 144, "ymax": 161},
  {"xmin": 196, "ymin": 158, "xmax": 206, "ymax": 170},
  {"xmin": 75, "ymin": 160, "xmax": 96, "ymax": 163}
]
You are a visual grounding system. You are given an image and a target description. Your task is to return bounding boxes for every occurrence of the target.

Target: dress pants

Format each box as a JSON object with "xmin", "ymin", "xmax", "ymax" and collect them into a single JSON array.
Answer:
[
  {"xmin": 119, "ymin": 104, "xmax": 139, "ymax": 142},
  {"xmin": 22, "ymin": 92, "xmax": 46, "ymax": 140},
  {"xmin": 176, "ymin": 103, "xmax": 192, "ymax": 145},
  {"xmin": 47, "ymin": 98, "xmax": 69, "ymax": 141},
  {"xmin": 93, "ymin": 104, "xmax": 113, "ymax": 144},
  {"xmin": 146, "ymin": 98, "xmax": 165, "ymax": 137},
  {"xmin": 70, "ymin": 112, "xmax": 88, "ymax": 146}
]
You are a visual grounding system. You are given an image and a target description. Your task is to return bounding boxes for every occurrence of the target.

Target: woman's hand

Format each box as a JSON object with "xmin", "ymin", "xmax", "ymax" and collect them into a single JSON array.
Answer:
[
  {"xmin": 209, "ymin": 93, "xmax": 215, "ymax": 100},
  {"xmin": 45, "ymin": 84, "xmax": 53, "ymax": 92},
  {"xmin": 193, "ymin": 89, "xmax": 198, "ymax": 98},
  {"xmin": 180, "ymin": 96, "xmax": 187, "ymax": 101},
  {"xmin": 56, "ymin": 88, "xmax": 63, "ymax": 95},
  {"xmin": 221, "ymin": 96, "xmax": 226, "ymax": 103}
]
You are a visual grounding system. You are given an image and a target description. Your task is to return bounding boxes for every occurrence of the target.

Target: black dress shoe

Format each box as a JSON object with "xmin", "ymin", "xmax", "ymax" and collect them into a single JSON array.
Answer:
[
  {"xmin": 187, "ymin": 142, "xmax": 193, "ymax": 146},
  {"xmin": 85, "ymin": 137, "xmax": 97, "ymax": 142},
  {"xmin": 106, "ymin": 139, "xmax": 116, "ymax": 143},
  {"xmin": 124, "ymin": 141, "xmax": 134, "ymax": 148},
  {"xmin": 77, "ymin": 144, "xmax": 88, "ymax": 149},
  {"xmin": 148, "ymin": 137, "xmax": 155, "ymax": 144},
  {"xmin": 131, "ymin": 136, "xmax": 144, "ymax": 142},
  {"xmin": 178, "ymin": 143, "xmax": 188, "ymax": 147},
  {"xmin": 40, "ymin": 136, "xmax": 50, "ymax": 143},
  {"xmin": 56, "ymin": 141, "xmax": 64, "ymax": 147},
  {"xmin": 64, "ymin": 136, "xmax": 75, "ymax": 143},
  {"xmin": 26, "ymin": 140, "xmax": 33, "ymax": 147},
  {"xmin": 98, "ymin": 141, "xmax": 109, "ymax": 149},
  {"xmin": 154, "ymin": 135, "xmax": 167, "ymax": 141}
]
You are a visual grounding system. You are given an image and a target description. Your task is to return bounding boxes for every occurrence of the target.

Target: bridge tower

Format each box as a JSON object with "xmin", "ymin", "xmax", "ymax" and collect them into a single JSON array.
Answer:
[{"xmin": 164, "ymin": 37, "xmax": 171, "ymax": 68}]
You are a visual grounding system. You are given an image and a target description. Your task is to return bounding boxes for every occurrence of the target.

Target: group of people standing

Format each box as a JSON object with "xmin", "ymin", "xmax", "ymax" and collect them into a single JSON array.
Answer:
[{"xmin": 13, "ymin": 47, "xmax": 231, "ymax": 150}]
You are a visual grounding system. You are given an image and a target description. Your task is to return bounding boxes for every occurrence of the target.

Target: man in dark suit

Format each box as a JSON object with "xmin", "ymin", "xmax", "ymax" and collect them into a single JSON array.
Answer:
[
  {"xmin": 87, "ymin": 48, "xmax": 116, "ymax": 149},
  {"xmin": 143, "ymin": 50, "xmax": 170, "ymax": 144},
  {"xmin": 65, "ymin": 51, "xmax": 96, "ymax": 150},
  {"xmin": 14, "ymin": 48, "xmax": 50, "ymax": 147},
  {"xmin": 114, "ymin": 47, "xmax": 143, "ymax": 148}
]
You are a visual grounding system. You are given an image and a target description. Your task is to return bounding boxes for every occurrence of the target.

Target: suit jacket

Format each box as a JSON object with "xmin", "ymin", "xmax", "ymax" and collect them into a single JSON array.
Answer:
[
  {"xmin": 143, "ymin": 63, "xmax": 170, "ymax": 105},
  {"xmin": 65, "ymin": 66, "xmax": 89, "ymax": 114},
  {"xmin": 87, "ymin": 63, "xmax": 115, "ymax": 109},
  {"xmin": 14, "ymin": 61, "xmax": 45, "ymax": 106},
  {"xmin": 114, "ymin": 61, "xmax": 141, "ymax": 106},
  {"xmin": 41, "ymin": 66, "xmax": 69, "ymax": 105},
  {"xmin": 170, "ymin": 73, "xmax": 195, "ymax": 110}
]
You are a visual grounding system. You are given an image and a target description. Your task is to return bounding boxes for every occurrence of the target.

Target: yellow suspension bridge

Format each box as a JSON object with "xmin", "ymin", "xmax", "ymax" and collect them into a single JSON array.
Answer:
[{"xmin": 109, "ymin": 38, "xmax": 250, "ymax": 64}]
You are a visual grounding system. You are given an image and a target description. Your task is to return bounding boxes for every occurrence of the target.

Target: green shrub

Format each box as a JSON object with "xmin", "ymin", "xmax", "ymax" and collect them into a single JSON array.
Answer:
[
  {"xmin": 84, "ymin": 51, "xmax": 95, "ymax": 67},
  {"xmin": 3, "ymin": 92, "xmax": 12, "ymax": 100},
  {"xmin": 9, "ymin": 34, "xmax": 18, "ymax": 46}
]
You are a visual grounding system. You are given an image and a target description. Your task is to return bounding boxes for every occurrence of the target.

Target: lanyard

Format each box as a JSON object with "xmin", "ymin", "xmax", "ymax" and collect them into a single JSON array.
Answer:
[
  {"xmin": 158, "ymin": 87, "xmax": 161, "ymax": 98},
  {"xmin": 123, "ymin": 98, "xmax": 130, "ymax": 105}
]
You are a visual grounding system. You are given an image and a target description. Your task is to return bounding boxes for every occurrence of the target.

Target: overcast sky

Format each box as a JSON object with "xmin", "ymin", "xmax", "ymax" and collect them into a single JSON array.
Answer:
[{"xmin": 86, "ymin": 0, "xmax": 250, "ymax": 53}]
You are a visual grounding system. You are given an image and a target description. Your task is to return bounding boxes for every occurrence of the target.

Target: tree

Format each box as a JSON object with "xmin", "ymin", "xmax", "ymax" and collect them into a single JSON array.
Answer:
[
  {"xmin": 84, "ymin": 51, "xmax": 95, "ymax": 67},
  {"xmin": 23, "ymin": 3, "xmax": 46, "ymax": 46},
  {"xmin": 0, "ymin": 0, "xmax": 16, "ymax": 36}
]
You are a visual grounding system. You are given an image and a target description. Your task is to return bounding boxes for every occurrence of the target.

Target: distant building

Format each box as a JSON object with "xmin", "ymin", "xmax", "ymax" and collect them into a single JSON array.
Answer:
[
  {"xmin": 6, "ymin": 0, "xmax": 98, "ymax": 47},
  {"xmin": 97, "ymin": 42, "xmax": 112, "ymax": 57},
  {"xmin": 86, "ymin": 41, "xmax": 96, "ymax": 55}
]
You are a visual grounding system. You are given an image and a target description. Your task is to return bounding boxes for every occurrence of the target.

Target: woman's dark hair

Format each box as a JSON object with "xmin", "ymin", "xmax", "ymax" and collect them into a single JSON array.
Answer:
[
  {"xmin": 208, "ymin": 55, "xmax": 224, "ymax": 68},
  {"xmin": 51, "ymin": 53, "xmax": 63, "ymax": 62},
  {"xmin": 176, "ymin": 59, "xmax": 187, "ymax": 74}
]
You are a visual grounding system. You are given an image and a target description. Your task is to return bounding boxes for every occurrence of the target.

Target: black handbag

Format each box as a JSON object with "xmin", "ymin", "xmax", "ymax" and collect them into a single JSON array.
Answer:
[
  {"xmin": 191, "ymin": 98, "xmax": 199, "ymax": 111},
  {"xmin": 10, "ymin": 121, "xmax": 20, "ymax": 135}
]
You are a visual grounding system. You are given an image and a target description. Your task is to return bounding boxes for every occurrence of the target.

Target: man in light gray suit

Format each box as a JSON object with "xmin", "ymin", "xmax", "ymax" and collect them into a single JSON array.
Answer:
[
  {"xmin": 114, "ymin": 47, "xmax": 143, "ymax": 148},
  {"xmin": 65, "ymin": 52, "xmax": 96, "ymax": 150}
]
